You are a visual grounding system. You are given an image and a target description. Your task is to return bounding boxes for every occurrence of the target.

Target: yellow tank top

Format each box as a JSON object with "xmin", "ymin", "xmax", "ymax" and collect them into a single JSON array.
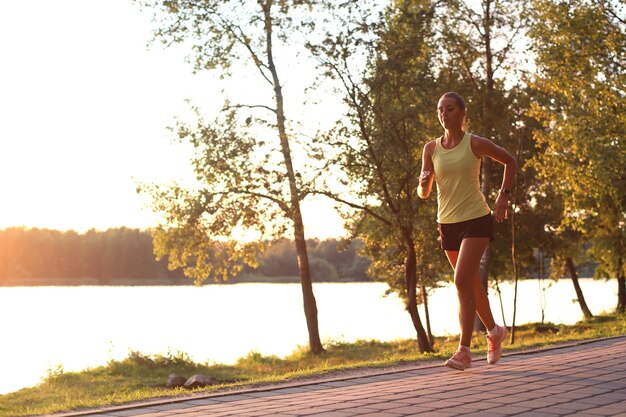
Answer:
[{"xmin": 432, "ymin": 132, "xmax": 490, "ymax": 224}]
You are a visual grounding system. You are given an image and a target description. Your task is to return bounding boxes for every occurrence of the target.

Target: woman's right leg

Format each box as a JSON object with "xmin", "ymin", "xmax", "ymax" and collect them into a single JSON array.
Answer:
[{"xmin": 445, "ymin": 250, "xmax": 474, "ymax": 347}]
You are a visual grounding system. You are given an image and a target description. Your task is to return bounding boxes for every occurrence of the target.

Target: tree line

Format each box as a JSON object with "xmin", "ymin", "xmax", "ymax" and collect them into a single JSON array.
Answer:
[
  {"xmin": 137, "ymin": 0, "xmax": 625, "ymax": 353},
  {"xmin": 0, "ymin": 227, "xmax": 370, "ymax": 285}
]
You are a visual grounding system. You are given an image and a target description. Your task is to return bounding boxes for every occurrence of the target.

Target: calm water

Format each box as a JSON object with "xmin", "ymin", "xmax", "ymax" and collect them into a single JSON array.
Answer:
[{"xmin": 0, "ymin": 279, "xmax": 619, "ymax": 395}]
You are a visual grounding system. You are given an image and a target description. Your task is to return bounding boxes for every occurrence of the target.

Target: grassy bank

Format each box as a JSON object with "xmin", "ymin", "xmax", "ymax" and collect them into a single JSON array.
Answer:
[{"xmin": 1, "ymin": 314, "xmax": 624, "ymax": 417}]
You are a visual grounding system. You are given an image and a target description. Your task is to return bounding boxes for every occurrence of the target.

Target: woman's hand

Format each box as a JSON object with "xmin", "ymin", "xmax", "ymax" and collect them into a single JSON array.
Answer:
[
  {"xmin": 494, "ymin": 192, "xmax": 510, "ymax": 222},
  {"xmin": 419, "ymin": 171, "xmax": 431, "ymax": 188},
  {"xmin": 418, "ymin": 141, "xmax": 436, "ymax": 199}
]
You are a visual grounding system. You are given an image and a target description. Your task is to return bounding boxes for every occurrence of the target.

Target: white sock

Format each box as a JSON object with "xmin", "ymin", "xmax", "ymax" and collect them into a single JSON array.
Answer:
[
  {"xmin": 459, "ymin": 345, "xmax": 471, "ymax": 353},
  {"xmin": 488, "ymin": 325, "xmax": 500, "ymax": 338}
]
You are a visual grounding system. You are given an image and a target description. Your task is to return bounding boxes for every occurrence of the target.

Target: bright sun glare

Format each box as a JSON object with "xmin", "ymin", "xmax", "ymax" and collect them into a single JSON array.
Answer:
[{"xmin": 0, "ymin": 0, "xmax": 346, "ymax": 240}]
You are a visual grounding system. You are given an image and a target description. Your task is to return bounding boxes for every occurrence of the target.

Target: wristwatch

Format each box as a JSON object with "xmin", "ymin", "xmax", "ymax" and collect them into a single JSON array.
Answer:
[{"xmin": 499, "ymin": 188, "xmax": 511, "ymax": 200}]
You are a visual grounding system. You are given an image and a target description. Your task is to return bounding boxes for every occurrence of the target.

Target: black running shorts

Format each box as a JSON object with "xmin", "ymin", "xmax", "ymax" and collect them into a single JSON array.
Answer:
[{"xmin": 438, "ymin": 213, "xmax": 495, "ymax": 251}]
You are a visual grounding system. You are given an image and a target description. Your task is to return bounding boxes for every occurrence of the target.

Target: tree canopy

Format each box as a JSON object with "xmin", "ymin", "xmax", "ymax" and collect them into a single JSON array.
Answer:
[{"xmin": 528, "ymin": 0, "xmax": 626, "ymax": 312}]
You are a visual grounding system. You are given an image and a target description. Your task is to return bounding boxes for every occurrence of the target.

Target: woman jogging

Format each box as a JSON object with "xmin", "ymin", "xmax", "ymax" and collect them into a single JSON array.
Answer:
[{"xmin": 418, "ymin": 92, "xmax": 517, "ymax": 371}]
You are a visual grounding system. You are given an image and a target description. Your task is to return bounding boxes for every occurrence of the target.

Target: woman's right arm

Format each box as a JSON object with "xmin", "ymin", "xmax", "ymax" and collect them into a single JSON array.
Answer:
[{"xmin": 417, "ymin": 141, "xmax": 435, "ymax": 199}]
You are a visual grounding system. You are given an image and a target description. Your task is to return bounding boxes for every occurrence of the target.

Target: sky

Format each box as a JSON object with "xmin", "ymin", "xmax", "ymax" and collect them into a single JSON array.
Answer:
[{"xmin": 0, "ymin": 0, "xmax": 346, "ymax": 239}]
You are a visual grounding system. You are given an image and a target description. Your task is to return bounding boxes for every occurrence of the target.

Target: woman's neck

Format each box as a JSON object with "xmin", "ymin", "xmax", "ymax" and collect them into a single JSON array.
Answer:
[{"xmin": 443, "ymin": 128, "xmax": 465, "ymax": 144}]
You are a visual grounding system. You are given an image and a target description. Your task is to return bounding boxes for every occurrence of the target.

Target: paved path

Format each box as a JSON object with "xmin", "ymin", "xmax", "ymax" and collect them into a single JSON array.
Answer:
[{"xmin": 56, "ymin": 336, "xmax": 626, "ymax": 417}]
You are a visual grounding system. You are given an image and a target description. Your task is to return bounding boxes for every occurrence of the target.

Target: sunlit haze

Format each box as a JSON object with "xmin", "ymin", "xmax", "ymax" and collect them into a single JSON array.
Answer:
[{"xmin": 0, "ymin": 0, "xmax": 346, "ymax": 240}]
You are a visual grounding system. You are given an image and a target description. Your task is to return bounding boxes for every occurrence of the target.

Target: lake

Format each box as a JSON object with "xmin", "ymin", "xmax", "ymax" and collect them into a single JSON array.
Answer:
[{"xmin": 0, "ymin": 279, "xmax": 619, "ymax": 395}]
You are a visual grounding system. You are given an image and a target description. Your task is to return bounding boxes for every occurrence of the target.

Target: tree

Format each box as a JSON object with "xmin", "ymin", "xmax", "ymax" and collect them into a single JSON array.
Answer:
[
  {"xmin": 308, "ymin": 0, "xmax": 448, "ymax": 352},
  {"xmin": 138, "ymin": 0, "xmax": 327, "ymax": 353},
  {"xmin": 310, "ymin": 239, "xmax": 370, "ymax": 280},
  {"xmin": 528, "ymin": 0, "xmax": 626, "ymax": 313},
  {"xmin": 436, "ymin": 0, "xmax": 528, "ymax": 330},
  {"xmin": 530, "ymin": 188, "xmax": 595, "ymax": 319},
  {"xmin": 470, "ymin": 81, "xmax": 597, "ymax": 322},
  {"xmin": 473, "ymin": 85, "xmax": 597, "ymax": 331}
]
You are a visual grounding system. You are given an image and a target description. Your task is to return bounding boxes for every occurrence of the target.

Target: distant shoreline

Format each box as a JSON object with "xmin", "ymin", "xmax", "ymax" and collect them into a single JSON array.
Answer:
[
  {"xmin": 0, "ymin": 275, "xmax": 373, "ymax": 287},
  {"xmin": 0, "ymin": 275, "xmax": 599, "ymax": 287}
]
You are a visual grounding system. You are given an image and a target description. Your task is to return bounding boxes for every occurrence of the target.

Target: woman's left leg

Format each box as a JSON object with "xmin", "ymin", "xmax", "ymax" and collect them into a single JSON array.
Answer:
[{"xmin": 454, "ymin": 237, "xmax": 492, "ymax": 347}]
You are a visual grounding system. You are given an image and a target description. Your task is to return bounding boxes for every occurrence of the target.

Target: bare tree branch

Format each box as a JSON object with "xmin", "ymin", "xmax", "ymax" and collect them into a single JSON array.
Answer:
[
  {"xmin": 310, "ymin": 190, "xmax": 392, "ymax": 226},
  {"xmin": 450, "ymin": 37, "xmax": 481, "ymax": 90},
  {"xmin": 213, "ymin": 12, "xmax": 274, "ymax": 86},
  {"xmin": 456, "ymin": 1, "xmax": 485, "ymax": 37},
  {"xmin": 223, "ymin": 103, "xmax": 277, "ymax": 114},
  {"xmin": 605, "ymin": 3, "xmax": 626, "ymax": 25},
  {"xmin": 493, "ymin": 24, "xmax": 524, "ymax": 74}
]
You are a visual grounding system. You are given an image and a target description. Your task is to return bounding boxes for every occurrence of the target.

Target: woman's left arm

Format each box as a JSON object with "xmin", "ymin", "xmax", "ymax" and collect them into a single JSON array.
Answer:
[{"xmin": 472, "ymin": 136, "xmax": 518, "ymax": 222}]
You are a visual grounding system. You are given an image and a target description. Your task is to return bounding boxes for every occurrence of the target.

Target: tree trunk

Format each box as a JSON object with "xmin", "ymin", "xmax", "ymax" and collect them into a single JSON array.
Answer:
[
  {"xmin": 403, "ymin": 230, "xmax": 433, "ymax": 353},
  {"xmin": 510, "ymin": 195, "xmax": 518, "ymax": 344},
  {"xmin": 476, "ymin": 244, "xmax": 491, "ymax": 332},
  {"xmin": 565, "ymin": 257, "xmax": 593, "ymax": 319},
  {"xmin": 293, "ymin": 223, "xmax": 324, "ymax": 353},
  {"xmin": 263, "ymin": 0, "xmax": 323, "ymax": 354},
  {"xmin": 538, "ymin": 249, "xmax": 546, "ymax": 324},
  {"xmin": 420, "ymin": 284, "xmax": 434, "ymax": 348},
  {"xmin": 617, "ymin": 257, "xmax": 625, "ymax": 314},
  {"xmin": 477, "ymin": 0, "xmax": 495, "ymax": 333},
  {"xmin": 494, "ymin": 277, "xmax": 507, "ymax": 327}
]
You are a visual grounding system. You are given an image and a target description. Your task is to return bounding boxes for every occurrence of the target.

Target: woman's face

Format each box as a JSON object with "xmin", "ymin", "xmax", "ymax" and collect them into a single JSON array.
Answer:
[{"xmin": 437, "ymin": 97, "xmax": 465, "ymax": 130}]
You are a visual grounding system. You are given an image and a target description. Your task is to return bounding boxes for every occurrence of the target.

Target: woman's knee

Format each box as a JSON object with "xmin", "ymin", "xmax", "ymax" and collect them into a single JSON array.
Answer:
[{"xmin": 454, "ymin": 274, "xmax": 473, "ymax": 293}]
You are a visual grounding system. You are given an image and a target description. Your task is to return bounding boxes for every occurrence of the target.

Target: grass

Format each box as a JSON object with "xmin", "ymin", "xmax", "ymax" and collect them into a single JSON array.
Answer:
[{"xmin": 1, "ymin": 313, "xmax": 624, "ymax": 417}]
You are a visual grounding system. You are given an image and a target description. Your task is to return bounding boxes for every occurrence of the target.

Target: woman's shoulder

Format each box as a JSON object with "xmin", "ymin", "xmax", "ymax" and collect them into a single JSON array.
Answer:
[
  {"xmin": 469, "ymin": 134, "xmax": 495, "ymax": 157},
  {"xmin": 423, "ymin": 139, "xmax": 438, "ymax": 156},
  {"xmin": 425, "ymin": 137, "xmax": 441, "ymax": 149},
  {"xmin": 469, "ymin": 133, "xmax": 489, "ymax": 143},
  {"xmin": 469, "ymin": 133, "xmax": 491, "ymax": 148}
]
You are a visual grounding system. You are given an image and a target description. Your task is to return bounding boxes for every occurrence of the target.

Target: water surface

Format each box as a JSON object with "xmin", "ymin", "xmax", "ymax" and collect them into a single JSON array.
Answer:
[{"xmin": 0, "ymin": 279, "xmax": 617, "ymax": 394}]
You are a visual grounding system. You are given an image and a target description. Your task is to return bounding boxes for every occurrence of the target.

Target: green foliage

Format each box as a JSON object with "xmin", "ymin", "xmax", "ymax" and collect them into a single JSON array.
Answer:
[
  {"xmin": 144, "ymin": 0, "xmax": 319, "ymax": 75},
  {"xmin": 139, "ymin": 103, "xmax": 288, "ymax": 284},
  {"xmin": 437, "ymin": 0, "xmax": 528, "ymax": 85},
  {"xmin": 135, "ymin": 0, "xmax": 332, "ymax": 326},
  {"xmin": 310, "ymin": 0, "xmax": 448, "ymax": 299},
  {"xmin": 251, "ymin": 238, "xmax": 371, "ymax": 280},
  {"xmin": 236, "ymin": 351, "xmax": 288, "ymax": 373},
  {"xmin": 435, "ymin": 0, "xmax": 529, "ymax": 158},
  {"xmin": 434, "ymin": 1, "xmax": 537, "ymax": 285},
  {"xmin": 527, "ymin": 0, "xmax": 626, "ymax": 305},
  {"xmin": 528, "ymin": 0, "xmax": 626, "ymax": 226},
  {"xmin": 486, "ymin": 88, "xmax": 566, "ymax": 282},
  {"xmin": 152, "ymin": 223, "xmax": 263, "ymax": 285}
]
